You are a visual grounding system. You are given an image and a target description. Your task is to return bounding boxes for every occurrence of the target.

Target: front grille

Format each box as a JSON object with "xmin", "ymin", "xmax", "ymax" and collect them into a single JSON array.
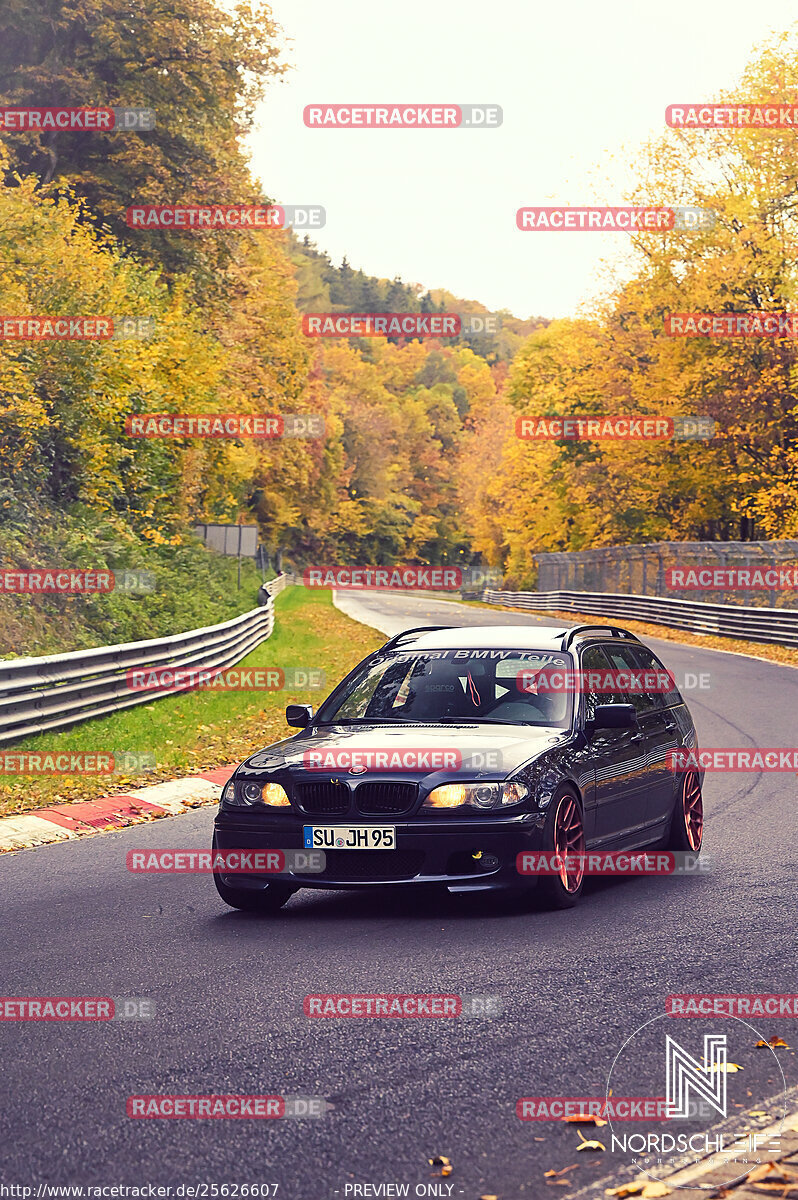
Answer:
[
  {"xmin": 355, "ymin": 781, "xmax": 418, "ymax": 815},
  {"xmin": 319, "ymin": 850, "xmax": 424, "ymax": 881},
  {"xmin": 293, "ymin": 782, "xmax": 350, "ymax": 815}
]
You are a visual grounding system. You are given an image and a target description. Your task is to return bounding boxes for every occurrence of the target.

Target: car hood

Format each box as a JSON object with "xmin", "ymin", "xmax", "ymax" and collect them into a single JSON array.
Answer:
[{"xmin": 244, "ymin": 722, "xmax": 568, "ymax": 777}]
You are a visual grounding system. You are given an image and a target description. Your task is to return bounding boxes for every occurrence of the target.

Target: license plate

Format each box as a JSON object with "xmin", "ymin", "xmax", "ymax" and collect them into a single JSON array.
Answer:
[{"xmin": 303, "ymin": 825, "xmax": 396, "ymax": 850}]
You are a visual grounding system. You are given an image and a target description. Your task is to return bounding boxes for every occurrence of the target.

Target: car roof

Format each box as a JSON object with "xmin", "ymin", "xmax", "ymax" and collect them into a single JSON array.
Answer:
[
  {"xmin": 381, "ymin": 623, "xmax": 642, "ymax": 653},
  {"xmin": 396, "ymin": 625, "xmax": 570, "ymax": 651}
]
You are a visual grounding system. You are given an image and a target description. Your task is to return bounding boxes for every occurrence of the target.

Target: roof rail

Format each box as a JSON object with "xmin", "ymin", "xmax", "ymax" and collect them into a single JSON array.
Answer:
[
  {"xmin": 381, "ymin": 626, "xmax": 453, "ymax": 652},
  {"xmin": 562, "ymin": 624, "xmax": 639, "ymax": 649}
]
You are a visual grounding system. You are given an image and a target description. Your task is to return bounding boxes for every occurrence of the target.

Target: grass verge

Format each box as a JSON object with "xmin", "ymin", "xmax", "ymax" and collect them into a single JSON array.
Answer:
[{"xmin": 0, "ymin": 587, "xmax": 384, "ymax": 817}]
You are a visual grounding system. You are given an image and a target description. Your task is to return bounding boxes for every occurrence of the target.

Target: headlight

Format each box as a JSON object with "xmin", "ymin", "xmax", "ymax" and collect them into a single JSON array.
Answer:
[
  {"xmin": 423, "ymin": 781, "xmax": 529, "ymax": 811},
  {"xmin": 221, "ymin": 780, "xmax": 291, "ymax": 807},
  {"xmin": 262, "ymin": 782, "xmax": 290, "ymax": 807}
]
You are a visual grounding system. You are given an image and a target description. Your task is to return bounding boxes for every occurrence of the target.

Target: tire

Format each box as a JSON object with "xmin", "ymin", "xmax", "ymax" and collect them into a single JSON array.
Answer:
[
  {"xmin": 213, "ymin": 873, "xmax": 295, "ymax": 913},
  {"xmin": 535, "ymin": 787, "xmax": 586, "ymax": 910},
  {"xmin": 666, "ymin": 770, "xmax": 703, "ymax": 852}
]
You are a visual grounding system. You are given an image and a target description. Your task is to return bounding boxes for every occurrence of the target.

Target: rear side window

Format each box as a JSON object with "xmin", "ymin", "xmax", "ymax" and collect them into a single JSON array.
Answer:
[
  {"xmin": 600, "ymin": 644, "xmax": 663, "ymax": 713},
  {"xmin": 630, "ymin": 645, "xmax": 683, "ymax": 707}
]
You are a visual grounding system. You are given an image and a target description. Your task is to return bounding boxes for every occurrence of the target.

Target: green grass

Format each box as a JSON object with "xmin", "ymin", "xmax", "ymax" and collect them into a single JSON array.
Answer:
[{"xmin": 0, "ymin": 587, "xmax": 384, "ymax": 817}]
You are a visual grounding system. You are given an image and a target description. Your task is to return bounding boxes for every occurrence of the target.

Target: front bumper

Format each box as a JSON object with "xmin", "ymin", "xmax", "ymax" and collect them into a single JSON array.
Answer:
[{"xmin": 213, "ymin": 809, "xmax": 546, "ymax": 892}]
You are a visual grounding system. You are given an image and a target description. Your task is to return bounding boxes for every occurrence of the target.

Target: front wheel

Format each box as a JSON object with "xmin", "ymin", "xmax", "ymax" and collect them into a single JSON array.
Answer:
[
  {"xmin": 666, "ymin": 770, "xmax": 703, "ymax": 852},
  {"xmin": 536, "ymin": 788, "xmax": 586, "ymax": 909},
  {"xmin": 213, "ymin": 873, "xmax": 295, "ymax": 913}
]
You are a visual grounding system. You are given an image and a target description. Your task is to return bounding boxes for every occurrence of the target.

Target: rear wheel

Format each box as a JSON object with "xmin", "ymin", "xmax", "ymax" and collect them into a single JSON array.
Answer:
[
  {"xmin": 667, "ymin": 770, "xmax": 703, "ymax": 852},
  {"xmin": 213, "ymin": 873, "xmax": 295, "ymax": 913},
  {"xmin": 536, "ymin": 788, "xmax": 586, "ymax": 909}
]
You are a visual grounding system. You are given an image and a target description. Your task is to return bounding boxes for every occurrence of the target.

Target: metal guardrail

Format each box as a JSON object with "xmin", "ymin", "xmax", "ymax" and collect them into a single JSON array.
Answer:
[
  {"xmin": 0, "ymin": 578, "xmax": 289, "ymax": 745},
  {"xmin": 482, "ymin": 589, "xmax": 798, "ymax": 649},
  {"xmin": 257, "ymin": 572, "xmax": 291, "ymax": 605}
]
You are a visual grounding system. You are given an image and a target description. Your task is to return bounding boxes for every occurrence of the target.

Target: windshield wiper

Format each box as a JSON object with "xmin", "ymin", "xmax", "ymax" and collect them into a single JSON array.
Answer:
[
  {"xmin": 437, "ymin": 715, "xmax": 535, "ymax": 726},
  {"xmin": 319, "ymin": 716, "xmax": 421, "ymax": 725}
]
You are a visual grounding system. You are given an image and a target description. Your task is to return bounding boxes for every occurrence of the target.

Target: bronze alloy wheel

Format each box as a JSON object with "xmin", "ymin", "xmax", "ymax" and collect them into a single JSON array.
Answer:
[
  {"xmin": 682, "ymin": 770, "xmax": 703, "ymax": 851},
  {"xmin": 553, "ymin": 793, "xmax": 586, "ymax": 893}
]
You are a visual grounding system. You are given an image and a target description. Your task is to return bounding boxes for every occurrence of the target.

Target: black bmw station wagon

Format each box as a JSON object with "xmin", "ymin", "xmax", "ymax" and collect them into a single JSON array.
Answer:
[{"xmin": 212, "ymin": 623, "xmax": 704, "ymax": 912}]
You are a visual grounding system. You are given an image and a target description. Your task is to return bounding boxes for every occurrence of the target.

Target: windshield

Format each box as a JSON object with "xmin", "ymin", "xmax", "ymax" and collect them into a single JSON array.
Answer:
[{"xmin": 317, "ymin": 649, "xmax": 574, "ymax": 728}]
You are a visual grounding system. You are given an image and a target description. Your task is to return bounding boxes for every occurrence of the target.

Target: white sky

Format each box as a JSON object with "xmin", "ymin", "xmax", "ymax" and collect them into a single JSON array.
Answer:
[{"xmin": 248, "ymin": 0, "xmax": 797, "ymax": 320}]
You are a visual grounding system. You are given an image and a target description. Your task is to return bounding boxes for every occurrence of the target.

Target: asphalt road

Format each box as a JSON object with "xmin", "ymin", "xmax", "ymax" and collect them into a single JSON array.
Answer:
[{"xmin": 2, "ymin": 591, "xmax": 797, "ymax": 1199}]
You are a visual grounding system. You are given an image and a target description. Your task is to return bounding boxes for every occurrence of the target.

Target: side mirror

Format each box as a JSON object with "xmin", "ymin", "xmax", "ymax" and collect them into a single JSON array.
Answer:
[
  {"xmin": 286, "ymin": 704, "xmax": 314, "ymax": 728},
  {"xmin": 589, "ymin": 703, "xmax": 637, "ymax": 730}
]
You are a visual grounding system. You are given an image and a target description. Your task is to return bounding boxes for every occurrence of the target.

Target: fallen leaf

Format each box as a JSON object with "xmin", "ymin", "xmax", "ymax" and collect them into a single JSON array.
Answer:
[
  {"xmin": 605, "ymin": 1182, "xmax": 644, "ymax": 1197},
  {"xmin": 702, "ymin": 1062, "xmax": 743, "ymax": 1072},
  {"xmin": 755, "ymin": 1036, "xmax": 790, "ymax": 1048},
  {"xmin": 748, "ymin": 1110, "xmax": 769, "ymax": 1117},
  {"xmin": 564, "ymin": 1113, "xmax": 607, "ymax": 1126},
  {"xmin": 745, "ymin": 1162, "xmax": 798, "ymax": 1189},
  {"xmin": 576, "ymin": 1129, "xmax": 605, "ymax": 1152},
  {"xmin": 544, "ymin": 1165, "xmax": 577, "ymax": 1178},
  {"xmin": 606, "ymin": 1179, "xmax": 671, "ymax": 1198}
]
